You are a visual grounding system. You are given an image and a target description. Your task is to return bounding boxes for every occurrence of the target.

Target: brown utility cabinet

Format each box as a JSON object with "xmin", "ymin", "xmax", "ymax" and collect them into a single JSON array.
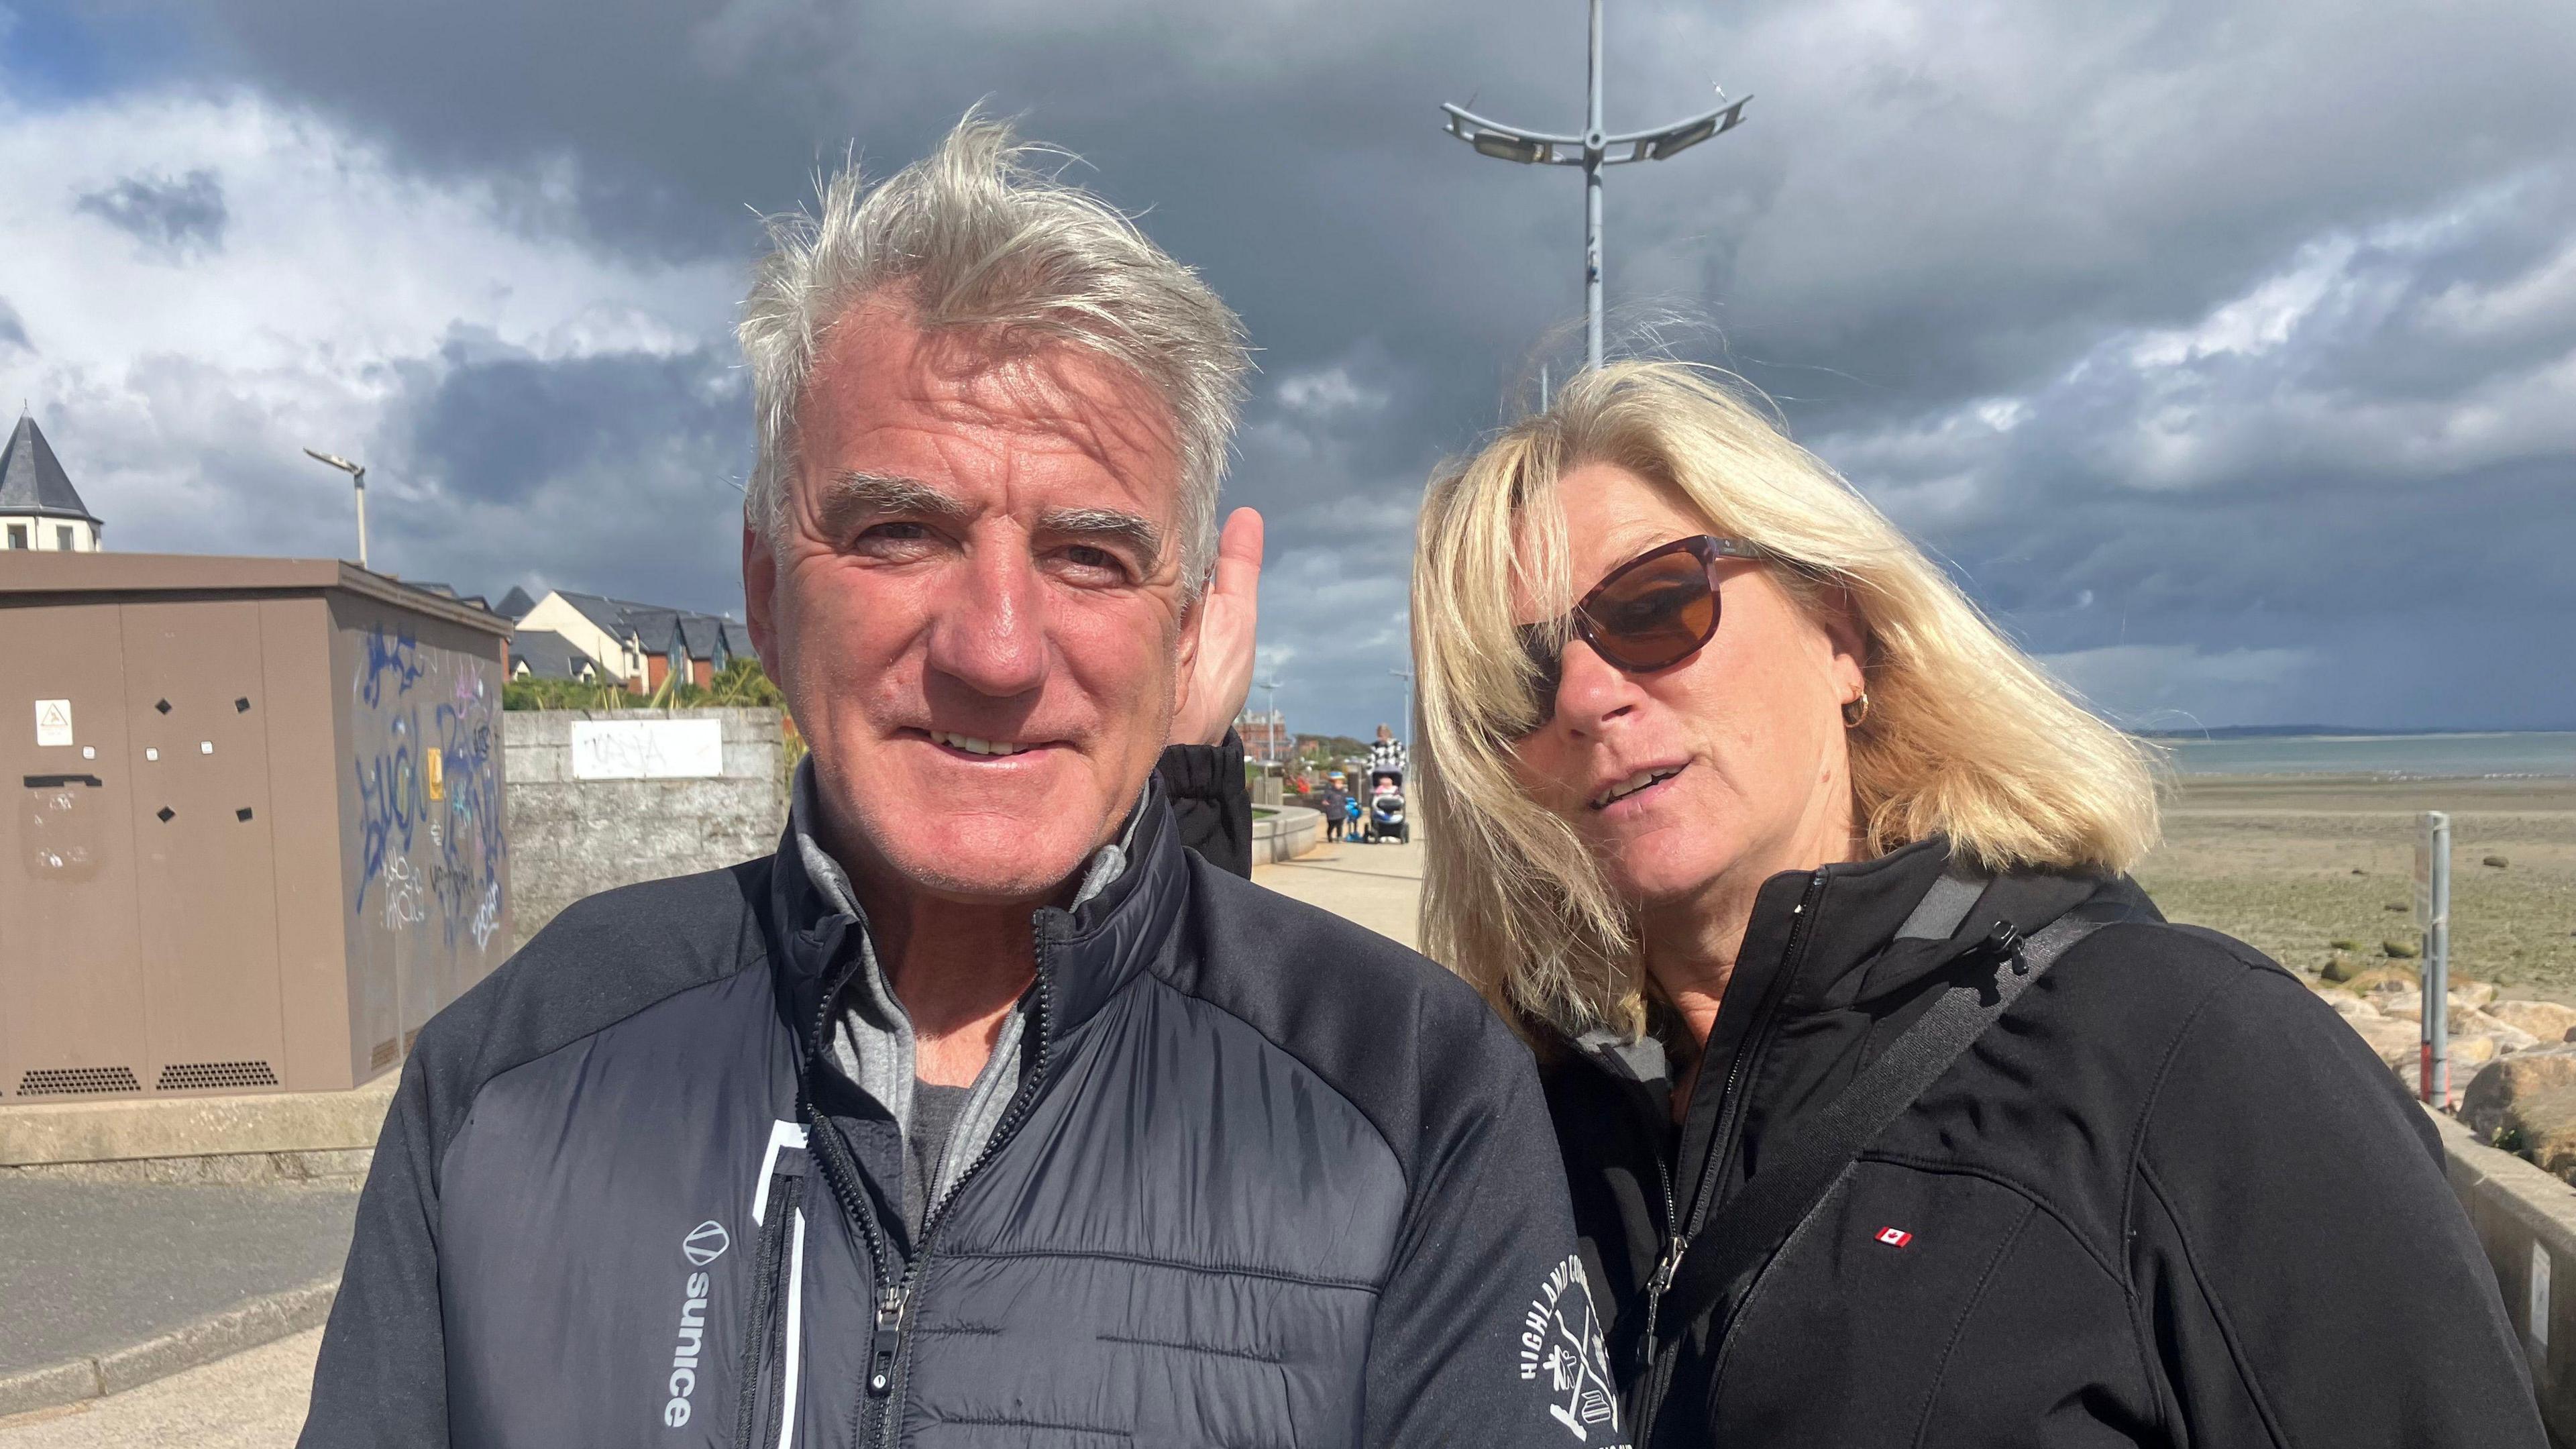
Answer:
[{"xmin": 1, "ymin": 554, "xmax": 512, "ymax": 1098}]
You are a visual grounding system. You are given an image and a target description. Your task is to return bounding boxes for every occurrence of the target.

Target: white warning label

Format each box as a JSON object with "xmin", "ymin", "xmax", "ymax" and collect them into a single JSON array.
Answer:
[{"xmin": 34, "ymin": 698, "xmax": 72, "ymax": 747}]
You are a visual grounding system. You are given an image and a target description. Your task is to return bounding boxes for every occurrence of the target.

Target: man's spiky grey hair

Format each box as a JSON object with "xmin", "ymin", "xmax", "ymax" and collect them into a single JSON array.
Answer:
[{"xmin": 739, "ymin": 112, "xmax": 1249, "ymax": 593}]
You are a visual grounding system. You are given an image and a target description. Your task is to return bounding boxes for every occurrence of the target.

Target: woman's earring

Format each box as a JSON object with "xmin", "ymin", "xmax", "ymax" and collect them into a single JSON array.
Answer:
[{"xmin": 1841, "ymin": 691, "xmax": 1872, "ymax": 729}]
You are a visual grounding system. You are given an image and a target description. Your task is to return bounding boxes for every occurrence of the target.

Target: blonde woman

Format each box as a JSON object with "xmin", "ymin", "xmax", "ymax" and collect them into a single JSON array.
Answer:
[{"xmin": 1411, "ymin": 362, "xmax": 2539, "ymax": 1449}]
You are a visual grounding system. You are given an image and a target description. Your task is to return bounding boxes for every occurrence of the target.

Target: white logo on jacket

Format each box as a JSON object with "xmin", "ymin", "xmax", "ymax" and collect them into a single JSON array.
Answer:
[
  {"xmin": 665, "ymin": 1222, "xmax": 729, "ymax": 1427},
  {"xmin": 1519, "ymin": 1254, "xmax": 1621, "ymax": 1442},
  {"xmin": 684, "ymin": 1220, "xmax": 731, "ymax": 1267}
]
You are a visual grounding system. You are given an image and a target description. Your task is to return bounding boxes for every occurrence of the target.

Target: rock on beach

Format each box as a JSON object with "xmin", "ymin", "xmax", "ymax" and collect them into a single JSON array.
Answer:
[
  {"xmin": 2488, "ymin": 999, "xmax": 2576, "ymax": 1042},
  {"xmin": 2315, "ymin": 976, "xmax": 2560, "ymax": 1124},
  {"xmin": 2461, "ymin": 1044, "xmax": 2576, "ymax": 1179}
]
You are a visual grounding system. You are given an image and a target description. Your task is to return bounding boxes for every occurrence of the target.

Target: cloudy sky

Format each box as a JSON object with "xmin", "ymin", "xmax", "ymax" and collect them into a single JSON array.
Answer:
[{"xmin": 4, "ymin": 0, "xmax": 2572, "ymax": 735}]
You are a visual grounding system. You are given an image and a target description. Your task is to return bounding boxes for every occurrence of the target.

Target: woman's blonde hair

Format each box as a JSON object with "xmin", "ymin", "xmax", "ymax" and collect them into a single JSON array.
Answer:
[{"xmin": 1413, "ymin": 361, "xmax": 2161, "ymax": 1038}]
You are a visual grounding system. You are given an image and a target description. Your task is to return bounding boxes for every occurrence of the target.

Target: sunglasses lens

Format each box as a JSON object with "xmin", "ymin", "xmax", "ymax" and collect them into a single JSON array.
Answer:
[
  {"xmin": 1582, "ymin": 550, "xmax": 1717, "ymax": 670},
  {"xmin": 1507, "ymin": 539, "xmax": 1732, "ymax": 737}
]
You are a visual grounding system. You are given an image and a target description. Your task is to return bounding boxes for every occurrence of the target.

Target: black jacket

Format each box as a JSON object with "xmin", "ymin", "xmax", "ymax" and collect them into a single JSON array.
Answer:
[
  {"xmin": 1160, "ymin": 732, "xmax": 1254, "ymax": 875},
  {"xmin": 1546, "ymin": 837, "xmax": 2544, "ymax": 1448},
  {"xmin": 301, "ymin": 759, "xmax": 1615, "ymax": 1448}
]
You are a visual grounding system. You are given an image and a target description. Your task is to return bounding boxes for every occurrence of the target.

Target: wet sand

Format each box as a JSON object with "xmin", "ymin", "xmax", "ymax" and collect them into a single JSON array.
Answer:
[{"xmin": 2140, "ymin": 776, "xmax": 2576, "ymax": 998}]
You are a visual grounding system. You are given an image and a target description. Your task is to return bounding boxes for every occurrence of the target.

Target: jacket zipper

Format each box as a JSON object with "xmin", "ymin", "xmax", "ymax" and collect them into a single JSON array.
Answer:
[
  {"xmin": 1631, "ymin": 868, "xmax": 1829, "ymax": 1449},
  {"xmin": 866, "ymin": 919, "xmax": 1065, "ymax": 1449},
  {"xmin": 733, "ymin": 1164, "xmax": 802, "ymax": 1449},
  {"xmin": 796, "ymin": 944, "xmax": 907, "ymax": 1445},
  {"xmin": 1630, "ymin": 1153, "xmax": 1680, "ymax": 1377}
]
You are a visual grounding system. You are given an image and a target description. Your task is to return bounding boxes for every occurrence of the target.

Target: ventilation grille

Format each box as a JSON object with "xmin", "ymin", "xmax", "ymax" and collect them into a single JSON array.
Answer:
[
  {"xmin": 369, "ymin": 1038, "xmax": 399, "ymax": 1072},
  {"xmin": 18, "ymin": 1066, "xmax": 141, "ymax": 1097},
  {"xmin": 156, "ymin": 1060, "xmax": 279, "ymax": 1092}
]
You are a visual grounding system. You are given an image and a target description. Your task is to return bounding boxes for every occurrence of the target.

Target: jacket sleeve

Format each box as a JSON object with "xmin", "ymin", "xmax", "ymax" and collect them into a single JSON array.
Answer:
[
  {"xmin": 1157, "ymin": 732, "xmax": 1252, "ymax": 879},
  {"xmin": 1364, "ymin": 1014, "xmax": 1629, "ymax": 1448},
  {"xmin": 2132, "ymin": 957, "xmax": 2546, "ymax": 1448},
  {"xmin": 297, "ymin": 1051, "xmax": 451, "ymax": 1446}
]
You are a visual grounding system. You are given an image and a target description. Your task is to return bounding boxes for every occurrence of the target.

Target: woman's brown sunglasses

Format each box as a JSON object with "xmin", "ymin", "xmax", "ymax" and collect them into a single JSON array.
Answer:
[{"xmin": 1515, "ymin": 535, "xmax": 1762, "ymax": 729}]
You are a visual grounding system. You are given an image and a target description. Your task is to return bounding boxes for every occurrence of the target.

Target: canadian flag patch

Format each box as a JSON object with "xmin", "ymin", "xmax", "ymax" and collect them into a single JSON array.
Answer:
[{"xmin": 1874, "ymin": 1226, "xmax": 1913, "ymax": 1248}]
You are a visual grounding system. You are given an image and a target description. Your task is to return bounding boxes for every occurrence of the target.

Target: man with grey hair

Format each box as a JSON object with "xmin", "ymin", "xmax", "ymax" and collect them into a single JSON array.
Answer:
[{"xmin": 301, "ymin": 115, "xmax": 1615, "ymax": 1449}]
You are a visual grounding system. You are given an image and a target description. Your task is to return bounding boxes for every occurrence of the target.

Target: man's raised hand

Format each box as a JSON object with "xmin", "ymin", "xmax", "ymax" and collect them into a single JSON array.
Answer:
[{"xmin": 1173, "ymin": 507, "xmax": 1263, "ymax": 747}]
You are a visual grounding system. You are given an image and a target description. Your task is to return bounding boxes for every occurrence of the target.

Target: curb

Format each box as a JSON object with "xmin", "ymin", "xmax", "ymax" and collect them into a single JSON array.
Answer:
[
  {"xmin": 0, "ymin": 1275, "xmax": 337, "ymax": 1419},
  {"xmin": 0, "ymin": 1078, "xmax": 396, "ymax": 1171}
]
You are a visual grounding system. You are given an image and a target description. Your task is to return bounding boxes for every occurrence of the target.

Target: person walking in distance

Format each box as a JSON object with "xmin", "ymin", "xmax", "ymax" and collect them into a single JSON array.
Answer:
[{"xmin": 1369, "ymin": 722, "xmax": 1406, "ymax": 777}]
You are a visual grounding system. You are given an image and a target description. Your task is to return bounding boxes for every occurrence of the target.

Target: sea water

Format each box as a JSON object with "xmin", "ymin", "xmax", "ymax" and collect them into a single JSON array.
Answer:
[{"xmin": 2163, "ymin": 731, "xmax": 2576, "ymax": 778}]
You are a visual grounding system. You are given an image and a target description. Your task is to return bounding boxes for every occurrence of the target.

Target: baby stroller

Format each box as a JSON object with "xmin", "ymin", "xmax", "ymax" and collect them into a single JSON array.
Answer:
[{"xmin": 1364, "ymin": 769, "xmax": 1409, "ymax": 845}]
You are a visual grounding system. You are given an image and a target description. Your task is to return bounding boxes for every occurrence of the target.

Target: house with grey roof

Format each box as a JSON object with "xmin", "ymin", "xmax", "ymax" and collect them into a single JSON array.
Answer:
[
  {"xmin": 504, "ymin": 586, "xmax": 751, "ymax": 693},
  {"xmin": 1, "ymin": 413, "xmax": 103, "ymax": 553},
  {"xmin": 508, "ymin": 628, "xmax": 604, "ymax": 684}
]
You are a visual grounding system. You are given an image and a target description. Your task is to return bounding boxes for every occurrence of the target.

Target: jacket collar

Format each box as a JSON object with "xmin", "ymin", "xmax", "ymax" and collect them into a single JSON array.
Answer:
[
  {"xmin": 1030, "ymin": 776, "xmax": 1191, "ymax": 1034},
  {"xmin": 1837, "ymin": 852, "xmax": 2130, "ymax": 1009},
  {"xmin": 1578, "ymin": 835, "xmax": 2136, "ymax": 1210},
  {"xmin": 1574, "ymin": 835, "xmax": 2129, "ymax": 1079},
  {"xmin": 766, "ymin": 771, "xmax": 1191, "ymax": 1065}
]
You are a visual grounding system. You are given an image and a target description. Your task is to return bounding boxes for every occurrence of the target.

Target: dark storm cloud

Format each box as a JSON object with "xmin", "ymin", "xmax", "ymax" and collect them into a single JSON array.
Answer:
[
  {"xmin": 400, "ymin": 329, "xmax": 745, "ymax": 508},
  {"xmin": 373, "ymin": 330, "xmax": 753, "ymax": 609},
  {"xmin": 109, "ymin": 0, "xmax": 2576, "ymax": 729},
  {"xmin": 56, "ymin": 336, "xmax": 755, "ymax": 625},
  {"xmin": 73, "ymin": 167, "xmax": 227, "ymax": 257}
]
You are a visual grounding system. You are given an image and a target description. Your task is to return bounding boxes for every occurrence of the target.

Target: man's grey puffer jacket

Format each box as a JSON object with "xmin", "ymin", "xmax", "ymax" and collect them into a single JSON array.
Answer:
[{"xmin": 299, "ymin": 782, "xmax": 1622, "ymax": 1449}]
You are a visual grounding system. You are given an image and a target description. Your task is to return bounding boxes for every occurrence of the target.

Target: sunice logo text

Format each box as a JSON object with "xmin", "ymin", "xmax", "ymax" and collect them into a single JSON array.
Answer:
[{"xmin": 664, "ymin": 1222, "xmax": 727, "ymax": 1428}]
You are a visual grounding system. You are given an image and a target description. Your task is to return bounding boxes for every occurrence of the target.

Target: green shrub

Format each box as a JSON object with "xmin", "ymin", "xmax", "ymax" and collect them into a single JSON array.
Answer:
[
  {"xmin": 504, "ymin": 657, "xmax": 787, "ymax": 712},
  {"xmin": 502, "ymin": 676, "xmax": 629, "ymax": 711}
]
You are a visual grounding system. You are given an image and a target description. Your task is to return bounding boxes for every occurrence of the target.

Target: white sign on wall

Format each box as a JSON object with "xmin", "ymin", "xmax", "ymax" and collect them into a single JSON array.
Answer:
[
  {"xmin": 33, "ymin": 698, "xmax": 72, "ymax": 747},
  {"xmin": 570, "ymin": 719, "xmax": 725, "ymax": 780},
  {"xmin": 2534, "ymin": 1242, "xmax": 2553, "ymax": 1354}
]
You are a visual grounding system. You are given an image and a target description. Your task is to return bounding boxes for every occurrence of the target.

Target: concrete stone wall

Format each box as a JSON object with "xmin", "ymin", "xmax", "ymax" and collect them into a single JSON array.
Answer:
[
  {"xmin": 2432, "ymin": 1107, "xmax": 2576, "ymax": 1439},
  {"xmin": 1251, "ymin": 805, "xmax": 1323, "ymax": 866},
  {"xmin": 503, "ymin": 708, "xmax": 789, "ymax": 950}
]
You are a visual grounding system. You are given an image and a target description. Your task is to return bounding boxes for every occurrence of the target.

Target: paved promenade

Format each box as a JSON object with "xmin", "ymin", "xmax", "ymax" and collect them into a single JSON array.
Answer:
[
  {"xmin": 1252, "ymin": 836, "xmax": 1423, "ymax": 949},
  {"xmin": 0, "ymin": 1330, "xmax": 321, "ymax": 1448},
  {"xmin": 0, "ymin": 1182, "xmax": 353, "ymax": 1446},
  {"xmin": 0, "ymin": 838, "xmax": 1424, "ymax": 1448},
  {"xmin": 0, "ymin": 1181, "xmax": 354, "ymax": 1391}
]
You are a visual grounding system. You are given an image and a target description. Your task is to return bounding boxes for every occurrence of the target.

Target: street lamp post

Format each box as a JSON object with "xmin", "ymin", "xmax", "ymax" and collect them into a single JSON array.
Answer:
[
  {"xmin": 1389, "ymin": 668, "xmax": 1415, "ymax": 764},
  {"xmin": 1440, "ymin": 0, "xmax": 1752, "ymax": 370},
  {"xmin": 302, "ymin": 448, "xmax": 370, "ymax": 570},
  {"xmin": 1256, "ymin": 676, "xmax": 1284, "ymax": 763}
]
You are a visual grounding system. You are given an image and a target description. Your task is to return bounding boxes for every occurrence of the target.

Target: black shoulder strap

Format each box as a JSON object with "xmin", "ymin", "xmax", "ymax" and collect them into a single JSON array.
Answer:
[{"xmin": 1650, "ymin": 885, "xmax": 2122, "ymax": 1343}]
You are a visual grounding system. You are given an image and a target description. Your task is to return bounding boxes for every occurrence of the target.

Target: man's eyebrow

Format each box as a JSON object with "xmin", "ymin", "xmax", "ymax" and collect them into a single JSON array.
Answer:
[
  {"xmin": 814, "ymin": 471, "xmax": 975, "ymax": 531},
  {"xmin": 1038, "ymin": 506, "xmax": 1163, "ymax": 573}
]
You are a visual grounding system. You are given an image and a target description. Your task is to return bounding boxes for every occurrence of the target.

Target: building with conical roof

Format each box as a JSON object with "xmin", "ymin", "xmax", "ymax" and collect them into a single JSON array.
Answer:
[{"xmin": 1, "ymin": 413, "xmax": 103, "ymax": 553}]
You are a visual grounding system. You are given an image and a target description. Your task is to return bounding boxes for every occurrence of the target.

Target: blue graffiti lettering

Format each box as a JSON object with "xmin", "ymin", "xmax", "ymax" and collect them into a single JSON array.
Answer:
[
  {"xmin": 349, "ymin": 643, "xmax": 506, "ymax": 954},
  {"xmin": 356, "ymin": 625, "xmax": 425, "ymax": 710},
  {"xmin": 351, "ymin": 734, "xmax": 419, "ymax": 914}
]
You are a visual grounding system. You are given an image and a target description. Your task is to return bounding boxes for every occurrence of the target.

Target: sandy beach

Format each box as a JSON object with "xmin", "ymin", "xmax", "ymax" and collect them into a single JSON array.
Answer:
[{"xmin": 2139, "ymin": 775, "xmax": 2576, "ymax": 998}]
